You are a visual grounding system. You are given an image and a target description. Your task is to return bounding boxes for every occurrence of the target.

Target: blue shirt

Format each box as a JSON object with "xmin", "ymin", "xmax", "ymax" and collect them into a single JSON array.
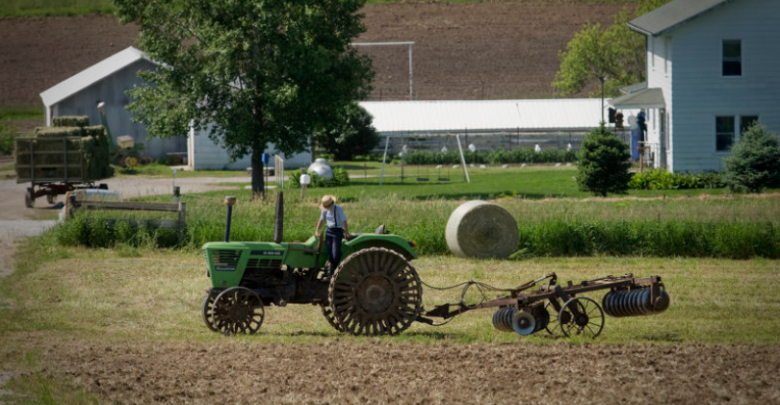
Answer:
[{"xmin": 321, "ymin": 205, "xmax": 347, "ymax": 229}]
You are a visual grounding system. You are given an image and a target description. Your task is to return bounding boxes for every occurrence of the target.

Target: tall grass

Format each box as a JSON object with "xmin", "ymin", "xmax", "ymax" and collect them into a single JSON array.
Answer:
[{"xmin": 49, "ymin": 193, "xmax": 780, "ymax": 259}]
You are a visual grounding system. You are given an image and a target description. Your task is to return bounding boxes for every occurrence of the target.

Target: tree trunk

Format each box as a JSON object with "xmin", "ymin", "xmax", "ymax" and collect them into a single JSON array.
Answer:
[{"xmin": 251, "ymin": 143, "xmax": 265, "ymax": 201}]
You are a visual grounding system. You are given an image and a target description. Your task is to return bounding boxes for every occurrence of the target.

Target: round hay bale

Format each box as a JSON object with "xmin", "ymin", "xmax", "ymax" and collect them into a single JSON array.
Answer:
[{"xmin": 445, "ymin": 200, "xmax": 518, "ymax": 259}]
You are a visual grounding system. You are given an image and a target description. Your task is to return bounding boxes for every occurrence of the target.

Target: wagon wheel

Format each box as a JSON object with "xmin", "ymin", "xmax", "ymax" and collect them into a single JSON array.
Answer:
[
  {"xmin": 559, "ymin": 297, "xmax": 604, "ymax": 339},
  {"xmin": 329, "ymin": 247, "xmax": 422, "ymax": 336},
  {"xmin": 201, "ymin": 290, "xmax": 221, "ymax": 332},
  {"xmin": 212, "ymin": 287, "xmax": 264, "ymax": 336},
  {"xmin": 25, "ymin": 188, "xmax": 34, "ymax": 208},
  {"xmin": 320, "ymin": 304, "xmax": 344, "ymax": 332},
  {"xmin": 46, "ymin": 193, "xmax": 57, "ymax": 205}
]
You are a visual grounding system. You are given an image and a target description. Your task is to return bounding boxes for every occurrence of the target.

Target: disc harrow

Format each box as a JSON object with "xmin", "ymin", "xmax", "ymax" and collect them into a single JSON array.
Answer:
[{"xmin": 421, "ymin": 273, "xmax": 669, "ymax": 339}]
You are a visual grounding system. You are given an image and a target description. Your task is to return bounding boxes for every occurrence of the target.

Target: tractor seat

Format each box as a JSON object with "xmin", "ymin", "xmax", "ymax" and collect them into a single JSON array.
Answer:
[{"xmin": 348, "ymin": 224, "xmax": 389, "ymax": 240}]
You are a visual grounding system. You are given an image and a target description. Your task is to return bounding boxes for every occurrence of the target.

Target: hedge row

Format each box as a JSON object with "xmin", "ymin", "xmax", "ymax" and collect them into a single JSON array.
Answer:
[
  {"xmin": 629, "ymin": 169, "xmax": 726, "ymax": 190},
  {"xmin": 52, "ymin": 215, "xmax": 780, "ymax": 259},
  {"xmin": 403, "ymin": 148, "xmax": 578, "ymax": 165}
]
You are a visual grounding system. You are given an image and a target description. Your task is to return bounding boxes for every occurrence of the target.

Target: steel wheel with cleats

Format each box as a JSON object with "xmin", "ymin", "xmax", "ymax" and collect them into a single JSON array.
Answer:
[
  {"xmin": 559, "ymin": 296, "xmax": 604, "ymax": 338},
  {"xmin": 320, "ymin": 303, "xmax": 344, "ymax": 332},
  {"xmin": 329, "ymin": 247, "xmax": 422, "ymax": 336},
  {"xmin": 201, "ymin": 290, "xmax": 220, "ymax": 332},
  {"xmin": 212, "ymin": 287, "xmax": 265, "ymax": 336}
]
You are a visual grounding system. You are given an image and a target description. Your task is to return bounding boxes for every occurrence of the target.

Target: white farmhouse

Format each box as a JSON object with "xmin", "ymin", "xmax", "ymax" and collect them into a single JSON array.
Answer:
[{"xmin": 611, "ymin": 0, "xmax": 780, "ymax": 173}]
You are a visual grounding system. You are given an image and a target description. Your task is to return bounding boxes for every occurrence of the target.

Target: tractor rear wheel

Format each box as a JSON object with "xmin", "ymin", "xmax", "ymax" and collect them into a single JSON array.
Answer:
[
  {"xmin": 320, "ymin": 304, "xmax": 344, "ymax": 332},
  {"xmin": 212, "ymin": 287, "xmax": 264, "ymax": 336},
  {"xmin": 329, "ymin": 247, "xmax": 423, "ymax": 336}
]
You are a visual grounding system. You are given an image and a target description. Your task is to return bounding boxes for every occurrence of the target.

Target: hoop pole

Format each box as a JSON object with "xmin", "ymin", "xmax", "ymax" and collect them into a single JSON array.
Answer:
[
  {"xmin": 379, "ymin": 135, "xmax": 390, "ymax": 185},
  {"xmin": 456, "ymin": 133, "xmax": 470, "ymax": 184}
]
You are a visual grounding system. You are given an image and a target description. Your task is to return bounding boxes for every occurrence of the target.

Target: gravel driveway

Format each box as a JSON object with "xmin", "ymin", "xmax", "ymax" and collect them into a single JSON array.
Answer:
[{"xmin": 0, "ymin": 173, "xmax": 249, "ymax": 279}]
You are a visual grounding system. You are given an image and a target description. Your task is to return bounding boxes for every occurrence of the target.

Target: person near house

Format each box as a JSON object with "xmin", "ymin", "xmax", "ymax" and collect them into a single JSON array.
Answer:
[
  {"xmin": 637, "ymin": 110, "xmax": 647, "ymax": 141},
  {"xmin": 315, "ymin": 195, "xmax": 350, "ymax": 277}
]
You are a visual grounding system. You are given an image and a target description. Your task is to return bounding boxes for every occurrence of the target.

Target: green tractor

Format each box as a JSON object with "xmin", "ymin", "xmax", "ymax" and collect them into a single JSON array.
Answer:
[{"xmin": 201, "ymin": 192, "xmax": 423, "ymax": 336}]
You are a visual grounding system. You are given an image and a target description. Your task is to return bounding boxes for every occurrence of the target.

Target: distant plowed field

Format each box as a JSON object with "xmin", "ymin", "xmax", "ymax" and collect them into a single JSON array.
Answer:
[{"xmin": 0, "ymin": 1, "xmax": 632, "ymax": 109}]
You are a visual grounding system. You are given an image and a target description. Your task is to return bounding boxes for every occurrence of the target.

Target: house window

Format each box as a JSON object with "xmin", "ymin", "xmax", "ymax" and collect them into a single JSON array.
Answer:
[
  {"xmin": 740, "ymin": 115, "xmax": 759, "ymax": 134},
  {"xmin": 723, "ymin": 40, "xmax": 741, "ymax": 76},
  {"xmin": 716, "ymin": 116, "xmax": 735, "ymax": 152}
]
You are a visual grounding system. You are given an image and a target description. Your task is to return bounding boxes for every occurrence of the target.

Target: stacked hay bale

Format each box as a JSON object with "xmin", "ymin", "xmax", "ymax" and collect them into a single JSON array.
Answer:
[{"xmin": 15, "ymin": 116, "xmax": 114, "ymax": 182}]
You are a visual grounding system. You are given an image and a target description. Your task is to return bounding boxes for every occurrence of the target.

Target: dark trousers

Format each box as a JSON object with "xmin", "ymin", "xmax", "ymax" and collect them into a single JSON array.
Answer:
[{"xmin": 325, "ymin": 227, "xmax": 344, "ymax": 273}]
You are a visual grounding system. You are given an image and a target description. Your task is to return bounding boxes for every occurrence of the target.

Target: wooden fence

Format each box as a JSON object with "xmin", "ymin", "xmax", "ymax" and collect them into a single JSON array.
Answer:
[{"xmin": 67, "ymin": 196, "xmax": 187, "ymax": 242}]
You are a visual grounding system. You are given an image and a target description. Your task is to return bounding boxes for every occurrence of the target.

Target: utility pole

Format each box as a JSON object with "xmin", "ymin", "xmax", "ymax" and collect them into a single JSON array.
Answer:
[{"xmin": 598, "ymin": 75, "xmax": 607, "ymax": 124}]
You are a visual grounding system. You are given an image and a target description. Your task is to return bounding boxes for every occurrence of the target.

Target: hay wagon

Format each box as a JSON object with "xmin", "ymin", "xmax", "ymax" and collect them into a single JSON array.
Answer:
[{"xmin": 15, "ymin": 135, "xmax": 109, "ymax": 208}]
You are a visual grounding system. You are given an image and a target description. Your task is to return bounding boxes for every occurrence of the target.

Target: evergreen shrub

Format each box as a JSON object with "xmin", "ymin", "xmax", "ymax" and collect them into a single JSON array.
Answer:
[{"xmin": 723, "ymin": 124, "xmax": 780, "ymax": 193}]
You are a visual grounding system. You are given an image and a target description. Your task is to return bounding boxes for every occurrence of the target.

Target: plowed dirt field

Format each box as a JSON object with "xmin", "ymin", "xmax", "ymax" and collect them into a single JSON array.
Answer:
[
  {"xmin": 31, "ymin": 340, "xmax": 780, "ymax": 404},
  {"xmin": 0, "ymin": 1, "xmax": 632, "ymax": 111}
]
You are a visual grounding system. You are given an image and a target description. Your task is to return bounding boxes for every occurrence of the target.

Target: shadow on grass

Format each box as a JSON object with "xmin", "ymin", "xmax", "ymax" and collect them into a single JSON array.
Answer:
[{"xmin": 638, "ymin": 331, "xmax": 683, "ymax": 343}]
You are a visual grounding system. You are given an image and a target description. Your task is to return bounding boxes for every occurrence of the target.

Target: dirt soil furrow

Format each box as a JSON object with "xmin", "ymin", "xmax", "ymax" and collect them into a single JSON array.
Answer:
[{"xmin": 37, "ymin": 340, "xmax": 780, "ymax": 404}]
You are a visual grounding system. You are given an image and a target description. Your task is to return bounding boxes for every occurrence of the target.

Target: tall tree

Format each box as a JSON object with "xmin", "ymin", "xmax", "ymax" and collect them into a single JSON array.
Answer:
[
  {"xmin": 553, "ymin": 0, "xmax": 671, "ymax": 97},
  {"xmin": 314, "ymin": 103, "xmax": 379, "ymax": 161},
  {"xmin": 114, "ymin": 0, "xmax": 374, "ymax": 198}
]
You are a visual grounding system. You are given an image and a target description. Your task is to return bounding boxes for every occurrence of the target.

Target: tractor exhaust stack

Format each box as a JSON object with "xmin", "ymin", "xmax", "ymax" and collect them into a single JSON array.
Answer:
[{"xmin": 224, "ymin": 196, "xmax": 236, "ymax": 242}]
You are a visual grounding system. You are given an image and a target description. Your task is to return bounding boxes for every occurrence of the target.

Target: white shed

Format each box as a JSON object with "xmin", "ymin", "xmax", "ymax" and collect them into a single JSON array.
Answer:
[{"xmin": 39, "ymin": 46, "xmax": 187, "ymax": 160}]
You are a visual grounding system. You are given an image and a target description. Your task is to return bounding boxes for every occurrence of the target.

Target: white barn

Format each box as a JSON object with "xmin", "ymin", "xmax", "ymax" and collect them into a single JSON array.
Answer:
[
  {"xmin": 187, "ymin": 127, "xmax": 312, "ymax": 170},
  {"xmin": 611, "ymin": 0, "xmax": 780, "ymax": 173}
]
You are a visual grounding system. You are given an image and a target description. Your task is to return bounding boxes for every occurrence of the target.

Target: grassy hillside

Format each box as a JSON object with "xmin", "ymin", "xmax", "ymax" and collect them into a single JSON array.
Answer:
[{"xmin": 0, "ymin": 0, "xmax": 636, "ymax": 17}]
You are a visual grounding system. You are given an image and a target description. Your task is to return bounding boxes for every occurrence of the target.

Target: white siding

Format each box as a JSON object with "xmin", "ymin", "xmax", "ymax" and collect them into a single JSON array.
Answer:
[
  {"xmin": 670, "ymin": 0, "xmax": 780, "ymax": 172},
  {"xmin": 647, "ymin": 35, "xmax": 674, "ymax": 170},
  {"xmin": 188, "ymin": 126, "xmax": 312, "ymax": 170}
]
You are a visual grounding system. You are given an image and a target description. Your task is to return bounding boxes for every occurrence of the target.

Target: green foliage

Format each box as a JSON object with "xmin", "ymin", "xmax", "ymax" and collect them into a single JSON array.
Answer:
[
  {"xmin": 577, "ymin": 125, "xmax": 631, "ymax": 196},
  {"xmin": 114, "ymin": 0, "xmax": 374, "ymax": 194},
  {"xmin": 515, "ymin": 220, "xmax": 780, "ymax": 259},
  {"xmin": 314, "ymin": 103, "xmax": 380, "ymax": 161},
  {"xmin": 404, "ymin": 148, "xmax": 577, "ymax": 165},
  {"xmin": 553, "ymin": 0, "xmax": 672, "ymax": 96},
  {"xmin": 287, "ymin": 167, "xmax": 350, "ymax": 188},
  {"xmin": 723, "ymin": 124, "xmax": 780, "ymax": 193},
  {"xmin": 54, "ymin": 214, "xmax": 180, "ymax": 248},
  {"xmin": 0, "ymin": 119, "xmax": 16, "ymax": 156},
  {"xmin": 629, "ymin": 169, "xmax": 725, "ymax": 190}
]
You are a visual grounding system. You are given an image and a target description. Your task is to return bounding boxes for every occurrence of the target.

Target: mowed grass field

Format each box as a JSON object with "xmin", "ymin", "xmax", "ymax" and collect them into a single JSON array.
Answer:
[{"xmin": 3, "ymin": 165, "xmax": 780, "ymax": 403}]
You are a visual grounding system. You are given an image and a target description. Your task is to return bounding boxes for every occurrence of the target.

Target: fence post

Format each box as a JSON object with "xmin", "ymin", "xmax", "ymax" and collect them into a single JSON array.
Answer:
[
  {"xmin": 178, "ymin": 202, "xmax": 186, "ymax": 243},
  {"xmin": 67, "ymin": 194, "xmax": 78, "ymax": 219}
]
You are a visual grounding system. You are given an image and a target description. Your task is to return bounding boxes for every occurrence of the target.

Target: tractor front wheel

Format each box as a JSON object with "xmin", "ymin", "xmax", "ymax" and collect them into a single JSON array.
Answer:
[{"xmin": 212, "ymin": 287, "xmax": 264, "ymax": 336}]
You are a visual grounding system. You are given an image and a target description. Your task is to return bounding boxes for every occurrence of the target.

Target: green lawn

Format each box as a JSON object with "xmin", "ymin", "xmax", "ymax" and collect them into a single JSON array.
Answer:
[{"xmin": 232, "ymin": 164, "xmax": 735, "ymax": 201}]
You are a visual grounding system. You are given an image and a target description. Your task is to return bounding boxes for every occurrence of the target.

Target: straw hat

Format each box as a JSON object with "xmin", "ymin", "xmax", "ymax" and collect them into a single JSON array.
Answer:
[{"xmin": 319, "ymin": 195, "xmax": 337, "ymax": 211}]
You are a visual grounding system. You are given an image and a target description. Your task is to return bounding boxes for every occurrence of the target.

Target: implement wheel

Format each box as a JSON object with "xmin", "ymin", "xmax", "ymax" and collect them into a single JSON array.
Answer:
[
  {"xmin": 559, "ymin": 297, "xmax": 604, "ymax": 339},
  {"xmin": 25, "ymin": 188, "xmax": 34, "ymax": 208},
  {"xmin": 329, "ymin": 247, "xmax": 422, "ymax": 336},
  {"xmin": 212, "ymin": 287, "xmax": 264, "ymax": 336}
]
